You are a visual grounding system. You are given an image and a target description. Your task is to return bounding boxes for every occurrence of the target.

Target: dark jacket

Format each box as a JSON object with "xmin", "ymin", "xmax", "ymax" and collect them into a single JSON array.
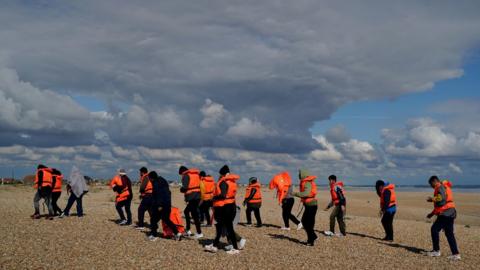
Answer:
[{"xmin": 152, "ymin": 175, "xmax": 172, "ymax": 208}]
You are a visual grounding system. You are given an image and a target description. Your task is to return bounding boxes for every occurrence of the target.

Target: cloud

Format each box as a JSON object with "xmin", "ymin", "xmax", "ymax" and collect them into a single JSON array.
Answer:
[
  {"xmin": 449, "ymin": 163, "xmax": 463, "ymax": 174},
  {"xmin": 325, "ymin": 125, "xmax": 351, "ymax": 143},
  {"xmin": 200, "ymin": 99, "xmax": 230, "ymax": 129},
  {"xmin": 310, "ymin": 135, "xmax": 343, "ymax": 161},
  {"xmin": 226, "ymin": 117, "xmax": 276, "ymax": 139}
]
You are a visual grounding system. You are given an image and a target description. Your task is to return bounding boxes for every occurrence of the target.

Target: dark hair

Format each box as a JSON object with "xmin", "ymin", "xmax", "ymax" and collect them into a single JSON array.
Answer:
[
  {"xmin": 37, "ymin": 164, "xmax": 47, "ymax": 169},
  {"xmin": 148, "ymin": 171, "xmax": 158, "ymax": 179},
  {"xmin": 249, "ymin": 177, "xmax": 258, "ymax": 184},
  {"xmin": 178, "ymin": 166, "xmax": 188, "ymax": 175},
  {"xmin": 328, "ymin": 175, "xmax": 337, "ymax": 181},
  {"xmin": 375, "ymin": 180, "xmax": 385, "ymax": 196},
  {"xmin": 219, "ymin": 165, "xmax": 230, "ymax": 175},
  {"xmin": 139, "ymin": 167, "xmax": 148, "ymax": 174},
  {"xmin": 199, "ymin": 171, "xmax": 206, "ymax": 177},
  {"xmin": 428, "ymin": 175, "xmax": 439, "ymax": 184}
]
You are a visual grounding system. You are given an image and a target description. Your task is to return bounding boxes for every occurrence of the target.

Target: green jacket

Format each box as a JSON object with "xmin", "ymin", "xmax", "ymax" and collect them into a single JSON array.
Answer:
[{"xmin": 294, "ymin": 181, "xmax": 317, "ymax": 206}]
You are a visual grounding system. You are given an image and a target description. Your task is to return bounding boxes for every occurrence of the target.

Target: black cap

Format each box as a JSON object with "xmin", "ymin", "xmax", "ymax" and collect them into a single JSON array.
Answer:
[
  {"xmin": 199, "ymin": 171, "xmax": 206, "ymax": 177},
  {"xmin": 249, "ymin": 177, "xmax": 257, "ymax": 184},
  {"xmin": 328, "ymin": 175, "xmax": 337, "ymax": 181},
  {"xmin": 219, "ymin": 165, "xmax": 230, "ymax": 175},
  {"xmin": 37, "ymin": 164, "xmax": 47, "ymax": 169},
  {"xmin": 179, "ymin": 166, "xmax": 188, "ymax": 175}
]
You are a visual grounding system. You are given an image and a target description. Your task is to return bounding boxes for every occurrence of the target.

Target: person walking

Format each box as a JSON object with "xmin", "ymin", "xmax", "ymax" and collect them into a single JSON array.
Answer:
[
  {"xmin": 179, "ymin": 166, "xmax": 203, "ymax": 238},
  {"xmin": 135, "ymin": 167, "xmax": 153, "ymax": 230},
  {"xmin": 294, "ymin": 169, "xmax": 318, "ymax": 246},
  {"xmin": 243, "ymin": 177, "xmax": 262, "ymax": 227},
  {"xmin": 199, "ymin": 171, "xmax": 215, "ymax": 227},
  {"xmin": 31, "ymin": 164, "xmax": 54, "ymax": 220},
  {"xmin": 147, "ymin": 171, "xmax": 182, "ymax": 241},
  {"xmin": 375, "ymin": 180, "xmax": 397, "ymax": 241},
  {"xmin": 204, "ymin": 165, "xmax": 242, "ymax": 255},
  {"xmin": 110, "ymin": 169, "xmax": 133, "ymax": 225},
  {"xmin": 61, "ymin": 166, "xmax": 88, "ymax": 218},
  {"xmin": 426, "ymin": 176, "xmax": 461, "ymax": 261},
  {"xmin": 324, "ymin": 175, "xmax": 346, "ymax": 237},
  {"xmin": 51, "ymin": 168, "xmax": 64, "ymax": 216},
  {"xmin": 269, "ymin": 172, "xmax": 302, "ymax": 231}
]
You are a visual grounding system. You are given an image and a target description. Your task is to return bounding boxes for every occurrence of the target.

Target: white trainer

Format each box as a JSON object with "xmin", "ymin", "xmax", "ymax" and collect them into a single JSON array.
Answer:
[
  {"xmin": 447, "ymin": 254, "xmax": 461, "ymax": 261},
  {"xmin": 184, "ymin": 230, "xmax": 193, "ymax": 237},
  {"xmin": 204, "ymin": 244, "xmax": 218, "ymax": 253},
  {"xmin": 193, "ymin": 233, "xmax": 204, "ymax": 239},
  {"xmin": 226, "ymin": 249, "xmax": 240, "ymax": 255},
  {"xmin": 118, "ymin": 220, "xmax": 127, "ymax": 225},
  {"xmin": 224, "ymin": 245, "xmax": 233, "ymax": 251},
  {"xmin": 147, "ymin": 235, "xmax": 159, "ymax": 242},
  {"xmin": 426, "ymin": 251, "xmax": 441, "ymax": 257},
  {"xmin": 238, "ymin": 238, "xmax": 247, "ymax": 250},
  {"xmin": 174, "ymin": 233, "xmax": 182, "ymax": 241},
  {"xmin": 297, "ymin": 223, "xmax": 303, "ymax": 230},
  {"xmin": 324, "ymin": 231, "xmax": 334, "ymax": 236}
]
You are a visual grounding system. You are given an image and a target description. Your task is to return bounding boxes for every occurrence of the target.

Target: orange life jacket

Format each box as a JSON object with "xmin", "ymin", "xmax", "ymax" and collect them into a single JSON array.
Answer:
[
  {"xmin": 245, "ymin": 182, "xmax": 262, "ymax": 204},
  {"xmin": 201, "ymin": 176, "xmax": 215, "ymax": 201},
  {"xmin": 52, "ymin": 172, "xmax": 63, "ymax": 193},
  {"xmin": 299, "ymin": 176, "xmax": 317, "ymax": 204},
  {"xmin": 269, "ymin": 171, "xmax": 292, "ymax": 204},
  {"xmin": 330, "ymin": 181, "xmax": 345, "ymax": 205},
  {"xmin": 213, "ymin": 174, "xmax": 239, "ymax": 207},
  {"xmin": 182, "ymin": 169, "xmax": 201, "ymax": 195},
  {"xmin": 162, "ymin": 207, "xmax": 185, "ymax": 237},
  {"xmin": 110, "ymin": 175, "xmax": 130, "ymax": 203},
  {"xmin": 140, "ymin": 173, "xmax": 153, "ymax": 195},
  {"xmin": 380, "ymin": 183, "xmax": 396, "ymax": 209},
  {"xmin": 433, "ymin": 180, "xmax": 455, "ymax": 215},
  {"xmin": 34, "ymin": 168, "xmax": 53, "ymax": 189}
]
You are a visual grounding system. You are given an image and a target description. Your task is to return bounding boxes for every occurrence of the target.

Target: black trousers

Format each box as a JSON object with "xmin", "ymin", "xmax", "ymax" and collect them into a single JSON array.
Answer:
[
  {"xmin": 137, "ymin": 195, "xmax": 152, "ymax": 227},
  {"xmin": 282, "ymin": 198, "xmax": 300, "ymax": 228},
  {"xmin": 51, "ymin": 192, "xmax": 63, "ymax": 215},
  {"xmin": 246, "ymin": 205, "xmax": 262, "ymax": 225},
  {"xmin": 431, "ymin": 215, "xmax": 459, "ymax": 255},
  {"xmin": 184, "ymin": 199, "xmax": 202, "ymax": 233},
  {"xmin": 200, "ymin": 200, "xmax": 213, "ymax": 225},
  {"xmin": 301, "ymin": 204, "xmax": 318, "ymax": 245},
  {"xmin": 115, "ymin": 198, "xmax": 132, "ymax": 223},
  {"xmin": 213, "ymin": 204, "xmax": 238, "ymax": 249},
  {"xmin": 381, "ymin": 211, "xmax": 395, "ymax": 240},
  {"xmin": 150, "ymin": 206, "xmax": 178, "ymax": 237}
]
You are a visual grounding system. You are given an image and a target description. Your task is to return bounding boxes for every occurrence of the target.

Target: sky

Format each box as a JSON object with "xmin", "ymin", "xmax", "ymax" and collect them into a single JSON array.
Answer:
[{"xmin": 1, "ymin": 1, "xmax": 479, "ymax": 184}]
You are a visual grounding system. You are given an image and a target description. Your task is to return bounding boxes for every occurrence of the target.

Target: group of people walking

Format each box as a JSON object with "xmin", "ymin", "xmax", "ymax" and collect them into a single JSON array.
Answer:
[
  {"xmin": 31, "ymin": 164, "xmax": 461, "ymax": 259},
  {"xmin": 31, "ymin": 164, "xmax": 88, "ymax": 220}
]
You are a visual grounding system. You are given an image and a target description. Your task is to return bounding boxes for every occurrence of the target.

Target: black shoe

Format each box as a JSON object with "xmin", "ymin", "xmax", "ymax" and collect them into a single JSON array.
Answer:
[
  {"xmin": 306, "ymin": 242, "xmax": 314, "ymax": 246},
  {"xmin": 256, "ymin": 224, "xmax": 263, "ymax": 228}
]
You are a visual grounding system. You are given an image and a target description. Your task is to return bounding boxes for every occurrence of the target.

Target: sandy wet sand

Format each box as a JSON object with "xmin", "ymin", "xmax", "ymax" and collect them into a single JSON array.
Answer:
[{"xmin": 0, "ymin": 185, "xmax": 478, "ymax": 269}]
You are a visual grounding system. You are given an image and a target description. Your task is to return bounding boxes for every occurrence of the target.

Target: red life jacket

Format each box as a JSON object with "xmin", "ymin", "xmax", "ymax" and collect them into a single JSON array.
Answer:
[
  {"xmin": 162, "ymin": 207, "xmax": 185, "ymax": 237},
  {"xmin": 299, "ymin": 176, "xmax": 317, "ymax": 204},
  {"xmin": 433, "ymin": 180, "xmax": 455, "ymax": 215},
  {"xmin": 182, "ymin": 169, "xmax": 201, "ymax": 195},
  {"xmin": 34, "ymin": 168, "xmax": 53, "ymax": 189},
  {"xmin": 380, "ymin": 183, "xmax": 396, "ymax": 209},
  {"xmin": 330, "ymin": 181, "xmax": 345, "ymax": 205},
  {"xmin": 213, "ymin": 174, "xmax": 240, "ymax": 207},
  {"xmin": 245, "ymin": 182, "xmax": 262, "ymax": 204}
]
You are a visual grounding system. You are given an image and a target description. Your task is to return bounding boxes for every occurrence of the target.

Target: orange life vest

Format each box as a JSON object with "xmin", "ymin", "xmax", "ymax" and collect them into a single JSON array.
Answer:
[
  {"xmin": 34, "ymin": 168, "xmax": 53, "ymax": 189},
  {"xmin": 140, "ymin": 173, "xmax": 153, "ymax": 195},
  {"xmin": 110, "ymin": 175, "xmax": 130, "ymax": 203},
  {"xmin": 52, "ymin": 172, "xmax": 63, "ymax": 193},
  {"xmin": 380, "ymin": 183, "xmax": 396, "ymax": 209},
  {"xmin": 299, "ymin": 176, "xmax": 317, "ymax": 204},
  {"xmin": 182, "ymin": 169, "xmax": 201, "ymax": 195},
  {"xmin": 433, "ymin": 180, "xmax": 455, "ymax": 215},
  {"xmin": 201, "ymin": 176, "xmax": 215, "ymax": 201},
  {"xmin": 213, "ymin": 174, "xmax": 239, "ymax": 207},
  {"xmin": 245, "ymin": 182, "xmax": 262, "ymax": 204},
  {"xmin": 330, "ymin": 181, "xmax": 345, "ymax": 205},
  {"xmin": 162, "ymin": 207, "xmax": 185, "ymax": 237},
  {"xmin": 269, "ymin": 171, "xmax": 292, "ymax": 204}
]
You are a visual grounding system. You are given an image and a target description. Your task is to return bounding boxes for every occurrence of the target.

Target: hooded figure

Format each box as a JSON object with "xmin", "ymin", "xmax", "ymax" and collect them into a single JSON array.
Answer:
[
  {"xmin": 61, "ymin": 166, "xmax": 88, "ymax": 218},
  {"xmin": 243, "ymin": 177, "xmax": 262, "ymax": 227}
]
